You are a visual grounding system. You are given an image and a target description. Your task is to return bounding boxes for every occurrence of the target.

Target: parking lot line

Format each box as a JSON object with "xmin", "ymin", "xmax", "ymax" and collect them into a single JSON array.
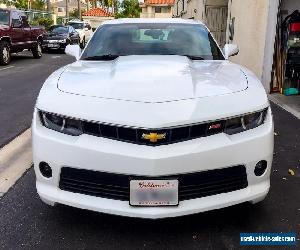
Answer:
[
  {"xmin": 0, "ymin": 129, "xmax": 32, "ymax": 197},
  {"xmin": 0, "ymin": 66, "xmax": 14, "ymax": 71}
]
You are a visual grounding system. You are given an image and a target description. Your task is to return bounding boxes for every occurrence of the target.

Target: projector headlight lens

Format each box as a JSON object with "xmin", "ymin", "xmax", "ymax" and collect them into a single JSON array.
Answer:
[
  {"xmin": 40, "ymin": 112, "xmax": 82, "ymax": 136},
  {"xmin": 225, "ymin": 109, "xmax": 268, "ymax": 135}
]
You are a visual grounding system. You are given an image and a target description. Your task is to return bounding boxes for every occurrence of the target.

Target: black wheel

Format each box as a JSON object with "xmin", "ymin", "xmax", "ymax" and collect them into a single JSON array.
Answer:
[
  {"xmin": 80, "ymin": 37, "xmax": 85, "ymax": 49},
  {"xmin": 32, "ymin": 40, "xmax": 42, "ymax": 59},
  {"xmin": 0, "ymin": 41, "xmax": 11, "ymax": 65}
]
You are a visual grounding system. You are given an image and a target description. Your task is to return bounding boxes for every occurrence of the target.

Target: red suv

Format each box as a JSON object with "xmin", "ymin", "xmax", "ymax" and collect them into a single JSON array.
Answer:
[{"xmin": 0, "ymin": 8, "xmax": 45, "ymax": 65}]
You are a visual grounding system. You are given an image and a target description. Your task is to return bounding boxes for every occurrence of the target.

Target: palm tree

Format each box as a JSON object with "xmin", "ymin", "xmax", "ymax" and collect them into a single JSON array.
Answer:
[
  {"xmin": 78, "ymin": 0, "xmax": 81, "ymax": 19},
  {"xmin": 66, "ymin": 0, "xmax": 69, "ymax": 19},
  {"xmin": 86, "ymin": 0, "xmax": 89, "ymax": 11},
  {"xmin": 46, "ymin": 0, "xmax": 50, "ymax": 12}
]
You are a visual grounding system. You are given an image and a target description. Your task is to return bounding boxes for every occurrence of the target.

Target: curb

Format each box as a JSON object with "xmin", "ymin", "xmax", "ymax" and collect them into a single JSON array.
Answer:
[{"xmin": 0, "ymin": 129, "xmax": 32, "ymax": 197}]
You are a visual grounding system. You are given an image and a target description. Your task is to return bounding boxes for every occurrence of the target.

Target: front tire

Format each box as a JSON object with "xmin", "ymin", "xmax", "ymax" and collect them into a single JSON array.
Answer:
[
  {"xmin": 32, "ymin": 41, "xmax": 42, "ymax": 59},
  {"xmin": 0, "ymin": 41, "xmax": 11, "ymax": 66}
]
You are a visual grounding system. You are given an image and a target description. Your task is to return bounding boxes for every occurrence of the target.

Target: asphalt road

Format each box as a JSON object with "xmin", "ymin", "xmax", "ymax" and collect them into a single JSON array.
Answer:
[
  {"xmin": 0, "ymin": 95, "xmax": 299, "ymax": 250},
  {"xmin": 0, "ymin": 51, "xmax": 74, "ymax": 147}
]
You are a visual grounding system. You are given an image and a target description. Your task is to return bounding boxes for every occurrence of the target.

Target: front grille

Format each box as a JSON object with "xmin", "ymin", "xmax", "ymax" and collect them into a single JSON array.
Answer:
[
  {"xmin": 59, "ymin": 165, "xmax": 248, "ymax": 202},
  {"xmin": 82, "ymin": 120, "xmax": 225, "ymax": 146}
]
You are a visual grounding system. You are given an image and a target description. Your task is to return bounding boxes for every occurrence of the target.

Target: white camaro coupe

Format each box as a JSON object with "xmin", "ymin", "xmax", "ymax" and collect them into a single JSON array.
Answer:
[{"xmin": 32, "ymin": 19, "xmax": 274, "ymax": 219}]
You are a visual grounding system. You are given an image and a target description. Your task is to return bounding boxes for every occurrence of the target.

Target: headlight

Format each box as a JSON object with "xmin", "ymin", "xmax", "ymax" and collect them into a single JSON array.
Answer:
[
  {"xmin": 224, "ymin": 108, "xmax": 268, "ymax": 135},
  {"xmin": 58, "ymin": 39, "xmax": 66, "ymax": 43},
  {"xmin": 40, "ymin": 112, "xmax": 82, "ymax": 136}
]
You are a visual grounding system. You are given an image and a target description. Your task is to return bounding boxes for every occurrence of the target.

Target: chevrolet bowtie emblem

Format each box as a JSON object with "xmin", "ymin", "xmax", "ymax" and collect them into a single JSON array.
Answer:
[{"xmin": 142, "ymin": 132, "xmax": 166, "ymax": 143}]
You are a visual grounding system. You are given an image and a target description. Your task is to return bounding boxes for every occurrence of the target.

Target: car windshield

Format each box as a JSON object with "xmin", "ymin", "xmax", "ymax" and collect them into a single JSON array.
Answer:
[
  {"xmin": 49, "ymin": 26, "xmax": 68, "ymax": 34},
  {"xmin": 0, "ymin": 9, "xmax": 9, "ymax": 25},
  {"xmin": 81, "ymin": 23, "xmax": 224, "ymax": 60},
  {"xmin": 68, "ymin": 22, "xmax": 84, "ymax": 29}
]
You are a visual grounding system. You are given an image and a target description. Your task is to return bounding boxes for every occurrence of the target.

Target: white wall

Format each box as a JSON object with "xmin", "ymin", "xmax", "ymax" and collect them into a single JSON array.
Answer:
[
  {"xmin": 261, "ymin": 0, "xmax": 280, "ymax": 93},
  {"xmin": 226, "ymin": 0, "xmax": 272, "ymax": 91},
  {"xmin": 173, "ymin": 0, "xmax": 205, "ymax": 20}
]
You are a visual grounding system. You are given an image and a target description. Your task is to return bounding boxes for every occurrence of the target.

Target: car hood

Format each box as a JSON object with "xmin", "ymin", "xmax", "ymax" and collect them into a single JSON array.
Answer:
[
  {"xmin": 58, "ymin": 55, "xmax": 248, "ymax": 103},
  {"xmin": 44, "ymin": 32, "xmax": 67, "ymax": 40},
  {"xmin": 75, "ymin": 29, "xmax": 84, "ymax": 33}
]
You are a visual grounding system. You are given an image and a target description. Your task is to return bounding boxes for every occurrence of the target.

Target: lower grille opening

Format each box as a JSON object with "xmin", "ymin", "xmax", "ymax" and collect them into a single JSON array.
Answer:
[{"xmin": 59, "ymin": 165, "xmax": 248, "ymax": 201}]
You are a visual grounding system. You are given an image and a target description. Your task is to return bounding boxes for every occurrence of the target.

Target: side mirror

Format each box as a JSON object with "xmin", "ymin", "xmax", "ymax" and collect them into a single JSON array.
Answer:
[
  {"xmin": 223, "ymin": 44, "xmax": 239, "ymax": 59},
  {"xmin": 65, "ymin": 44, "xmax": 81, "ymax": 60}
]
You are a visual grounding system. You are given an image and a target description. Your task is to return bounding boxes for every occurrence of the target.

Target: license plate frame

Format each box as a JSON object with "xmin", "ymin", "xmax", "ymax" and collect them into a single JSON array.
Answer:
[
  {"xmin": 129, "ymin": 179, "xmax": 179, "ymax": 207},
  {"xmin": 47, "ymin": 44, "xmax": 59, "ymax": 48}
]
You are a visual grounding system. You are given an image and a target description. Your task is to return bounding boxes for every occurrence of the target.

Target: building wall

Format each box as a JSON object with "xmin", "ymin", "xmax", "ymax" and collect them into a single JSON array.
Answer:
[
  {"xmin": 174, "ymin": 0, "xmax": 228, "ymax": 20},
  {"xmin": 226, "ymin": 0, "xmax": 270, "ymax": 89},
  {"xmin": 140, "ymin": 5, "xmax": 173, "ymax": 18},
  {"xmin": 82, "ymin": 16, "xmax": 114, "ymax": 29},
  {"xmin": 173, "ymin": 0, "xmax": 203, "ymax": 20}
]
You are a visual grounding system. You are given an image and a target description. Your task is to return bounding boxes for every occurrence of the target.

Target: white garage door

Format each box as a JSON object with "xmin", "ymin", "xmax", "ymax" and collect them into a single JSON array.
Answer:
[{"xmin": 206, "ymin": 6, "xmax": 228, "ymax": 47}]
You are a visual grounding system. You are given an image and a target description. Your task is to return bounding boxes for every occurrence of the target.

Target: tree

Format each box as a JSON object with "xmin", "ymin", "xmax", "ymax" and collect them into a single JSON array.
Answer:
[
  {"xmin": 69, "ymin": 8, "xmax": 85, "ymax": 19},
  {"xmin": 116, "ymin": 0, "xmax": 140, "ymax": 18},
  {"xmin": 31, "ymin": 0, "xmax": 46, "ymax": 10},
  {"xmin": 0, "ymin": 0, "xmax": 46, "ymax": 10},
  {"xmin": 31, "ymin": 17, "xmax": 53, "ymax": 29},
  {"xmin": 11, "ymin": 0, "xmax": 27, "ymax": 9}
]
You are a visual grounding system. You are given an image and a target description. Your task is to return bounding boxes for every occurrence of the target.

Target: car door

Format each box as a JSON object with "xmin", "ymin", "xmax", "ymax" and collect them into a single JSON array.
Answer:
[
  {"xmin": 10, "ymin": 11, "xmax": 24, "ymax": 50},
  {"xmin": 69, "ymin": 26, "xmax": 79, "ymax": 44},
  {"xmin": 19, "ymin": 13, "xmax": 33, "ymax": 49},
  {"xmin": 84, "ymin": 24, "xmax": 93, "ymax": 41}
]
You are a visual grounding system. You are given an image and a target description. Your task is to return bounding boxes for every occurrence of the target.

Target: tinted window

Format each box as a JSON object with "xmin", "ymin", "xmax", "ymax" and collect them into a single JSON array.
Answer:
[
  {"xmin": 69, "ymin": 26, "xmax": 76, "ymax": 33},
  {"xmin": 20, "ymin": 14, "xmax": 29, "ymax": 27},
  {"xmin": 81, "ymin": 23, "xmax": 224, "ymax": 60},
  {"xmin": 68, "ymin": 22, "xmax": 84, "ymax": 29},
  {"xmin": 0, "ymin": 9, "xmax": 9, "ymax": 25},
  {"xmin": 11, "ymin": 11, "xmax": 22, "ymax": 27},
  {"xmin": 49, "ymin": 26, "xmax": 68, "ymax": 34}
]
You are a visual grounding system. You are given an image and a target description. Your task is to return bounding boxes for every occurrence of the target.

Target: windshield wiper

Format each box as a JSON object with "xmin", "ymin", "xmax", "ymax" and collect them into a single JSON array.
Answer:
[
  {"xmin": 165, "ymin": 54, "xmax": 205, "ymax": 60},
  {"xmin": 183, "ymin": 55, "xmax": 205, "ymax": 60},
  {"xmin": 83, "ymin": 54, "xmax": 121, "ymax": 61}
]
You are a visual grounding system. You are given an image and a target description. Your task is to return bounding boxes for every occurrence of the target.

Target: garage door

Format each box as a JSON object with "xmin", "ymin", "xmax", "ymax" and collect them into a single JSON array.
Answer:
[{"xmin": 206, "ymin": 6, "xmax": 228, "ymax": 47}]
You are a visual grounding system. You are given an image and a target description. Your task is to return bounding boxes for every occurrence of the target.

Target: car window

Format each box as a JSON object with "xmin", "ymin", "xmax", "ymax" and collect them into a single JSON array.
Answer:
[
  {"xmin": 11, "ymin": 11, "xmax": 22, "ymax": 28},
  {"xmin": 68, "ymin": 22, "xmax": 84, "ymax": 29},
  {"xmin": 0, "ymin": 9, "xmax": 9, "ymax": 25},
  {"xmin": 20, "ymin": 14, "xmax": 30, "ymax": 28},
  {"xmin": 81, "ymin": 23, "xmax": 224, "ymax": 60},
  {"xmin": 49, "ymin": 26, "xmax": 68, "ymax": 34}
]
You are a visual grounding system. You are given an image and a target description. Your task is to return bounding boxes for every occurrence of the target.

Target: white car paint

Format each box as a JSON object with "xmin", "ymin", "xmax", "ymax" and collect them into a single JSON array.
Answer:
[
  {"xmin": 58, "ymin": 57, "xmax": 248, "ymax": 103},
  {"xmin": 68, "ymin": 20, "xmax": 93, "ymax": 46},
  {"xmin": 32, "ymin": 18, "xmax": 274, "ymax": 219}
]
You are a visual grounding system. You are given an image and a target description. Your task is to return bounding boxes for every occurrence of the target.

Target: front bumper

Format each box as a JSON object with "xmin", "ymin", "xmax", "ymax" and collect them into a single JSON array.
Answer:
[
  {"xmin": 32, "ymin": 108, "xmax": 274, "ymax": 219},
  {"xmin": 42, "ymin": 41, "xmax": 67, "ymax": 50}
]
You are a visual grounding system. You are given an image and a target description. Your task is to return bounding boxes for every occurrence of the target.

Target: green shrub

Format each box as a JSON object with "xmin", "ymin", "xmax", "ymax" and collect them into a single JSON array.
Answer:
[{"xmin": 30, "ymin": 17, "xmax": 53, "ymax": 29}]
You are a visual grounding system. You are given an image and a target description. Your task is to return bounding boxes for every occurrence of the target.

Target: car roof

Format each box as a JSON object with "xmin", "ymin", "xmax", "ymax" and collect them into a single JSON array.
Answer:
[
  {"xmin": 101, "ymin": 18, "xmax": 205, "ymax": 26},
  {"xmin": 68, "ymin": 19, "xmax": 83, "ymax": 23},
  {"xmin": 50, "ymin": 25, "xmax": 70, "ymax": 29}
]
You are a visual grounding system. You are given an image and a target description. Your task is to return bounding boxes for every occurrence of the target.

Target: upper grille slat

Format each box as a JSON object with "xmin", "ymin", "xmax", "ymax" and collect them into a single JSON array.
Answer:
[{"xmin": 81, "ymin": 120, "xmax": 223, "ymax": 146}]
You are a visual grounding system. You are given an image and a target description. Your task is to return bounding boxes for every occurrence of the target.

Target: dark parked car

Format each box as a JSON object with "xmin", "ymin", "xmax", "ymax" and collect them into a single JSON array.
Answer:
[
  {"xmin": 0, "ymin": 8, "xmax": 45, "ymax": 65},
  {"xmin": 42, "ymin": 25, "xmax": 80, "ymax": 52}
]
